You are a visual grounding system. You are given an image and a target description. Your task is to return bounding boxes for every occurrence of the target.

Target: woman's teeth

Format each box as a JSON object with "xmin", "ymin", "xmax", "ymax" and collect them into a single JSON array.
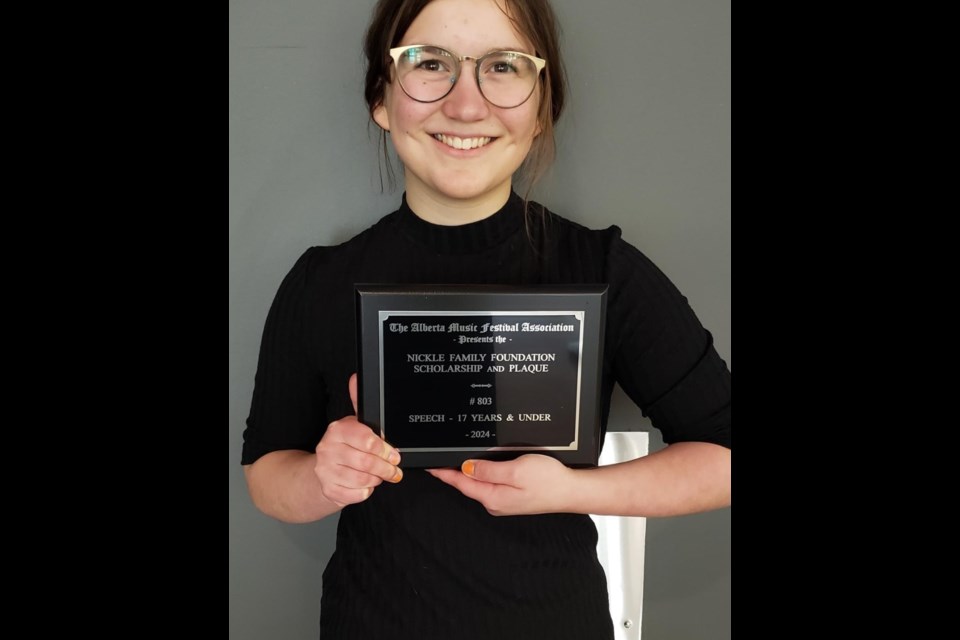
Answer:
[{"xmin": 433, "ymin": 134, "xmax": 493, "ymax": 150}]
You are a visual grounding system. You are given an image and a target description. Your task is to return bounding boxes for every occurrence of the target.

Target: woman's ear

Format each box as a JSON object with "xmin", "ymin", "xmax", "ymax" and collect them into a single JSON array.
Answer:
[
  {"xmin": 533, "ymin": 99, "xmax": 544, "ymax": 137},
  {"xmin": 373, "ymin": 101, "xmax": 390, "ymax": 132}
]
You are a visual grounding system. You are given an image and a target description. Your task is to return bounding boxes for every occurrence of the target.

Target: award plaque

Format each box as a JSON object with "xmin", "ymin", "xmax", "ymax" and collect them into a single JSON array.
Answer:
[{"xmin": 355, "ymin": 285, "xmax": 607, "ymax": 468}]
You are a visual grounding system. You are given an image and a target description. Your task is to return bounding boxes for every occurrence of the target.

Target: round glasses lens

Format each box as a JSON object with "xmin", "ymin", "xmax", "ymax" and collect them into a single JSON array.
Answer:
[
  {"xmin": 477, "ymin": 52, "xmax": 540, "ymax": 108},
  {"xmin": 395, "ymin": 46, "xmax": 459, "ymax": 102}
]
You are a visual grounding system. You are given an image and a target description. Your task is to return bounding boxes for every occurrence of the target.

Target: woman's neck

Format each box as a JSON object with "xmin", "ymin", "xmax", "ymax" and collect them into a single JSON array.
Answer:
[{"xmin": 404, "ymin": 181, "xmax": 512, "ymax": 226}]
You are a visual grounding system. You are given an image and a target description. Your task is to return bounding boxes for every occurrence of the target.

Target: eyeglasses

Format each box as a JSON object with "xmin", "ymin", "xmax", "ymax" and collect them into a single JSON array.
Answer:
[{"xmin": 388, "ymin": 45, "xmax": 546, "ymax": 109}]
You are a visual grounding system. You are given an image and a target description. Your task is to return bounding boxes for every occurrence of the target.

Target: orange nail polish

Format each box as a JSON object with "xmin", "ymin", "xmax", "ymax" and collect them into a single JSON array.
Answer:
[
  {"xmin": 390, "ymin": 468, "xmax": 403, "ymax": 483},
  {"xmin": 462, "ymin": 460, "xmax": 475, "ymax": 477}
]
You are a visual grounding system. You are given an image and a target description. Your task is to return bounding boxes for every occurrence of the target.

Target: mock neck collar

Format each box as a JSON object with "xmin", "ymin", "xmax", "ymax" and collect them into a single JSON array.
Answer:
[{"xmin": 394, "ymin": 191, "xmax": 526, "ymax": 254}]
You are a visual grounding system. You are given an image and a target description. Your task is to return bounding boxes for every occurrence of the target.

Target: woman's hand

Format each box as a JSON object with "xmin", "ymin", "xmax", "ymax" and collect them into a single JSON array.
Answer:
[
  {"xmin": 313, "ymin": 373, "xmax": 403, "ymax": 508},
  {"xmin": 426, "ymin": 454, "xmax": 576, "ymax": 516}
]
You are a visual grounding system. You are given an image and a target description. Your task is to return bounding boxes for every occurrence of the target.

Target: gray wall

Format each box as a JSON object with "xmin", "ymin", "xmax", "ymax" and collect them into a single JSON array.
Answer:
[{"xmin": 229, "ymin": 1, "xmax": 730, "ymax": 638}]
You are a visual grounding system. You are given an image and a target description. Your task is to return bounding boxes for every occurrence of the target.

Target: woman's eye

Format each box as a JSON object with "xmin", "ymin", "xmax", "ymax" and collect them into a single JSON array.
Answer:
[
  {"xmin": 490, "ymin": 62, "xmax": 517, "ymax": 74},
  {"xmin": 416, "ymin": 58, "xmax": 451, "ymax": 73}
]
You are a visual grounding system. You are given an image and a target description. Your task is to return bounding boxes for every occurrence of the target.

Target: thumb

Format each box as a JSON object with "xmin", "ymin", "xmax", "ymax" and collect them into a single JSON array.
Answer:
[
  {"xmin": 348, "ymin": 373, "xmax": 358, "ymax": 416},
  {"xmin": 461, "ymin": 459, "xmax": 514, "ymax": 486}
]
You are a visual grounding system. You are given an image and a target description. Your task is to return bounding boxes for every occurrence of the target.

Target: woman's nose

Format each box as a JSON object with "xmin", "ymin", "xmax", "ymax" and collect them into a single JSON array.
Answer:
[{"xmin": 441, "ymin": 64, "xmax": 490, "ymax": 121}]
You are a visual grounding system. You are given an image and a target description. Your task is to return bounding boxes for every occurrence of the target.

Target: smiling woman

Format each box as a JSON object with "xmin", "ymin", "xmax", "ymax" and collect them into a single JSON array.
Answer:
[
  {"xmin": 370, "ymin": 0, "xmax": 550, "ymax": 223},
  {"xmin": 232, "ymin": 1, "xmax": 731, "ymax": 639}
]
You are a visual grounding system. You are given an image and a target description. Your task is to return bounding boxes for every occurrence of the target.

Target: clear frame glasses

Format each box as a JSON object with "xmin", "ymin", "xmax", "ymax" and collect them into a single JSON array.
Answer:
[{"xmin": 388, "ymin": 45, "xmax": 546, "ymax": 109}]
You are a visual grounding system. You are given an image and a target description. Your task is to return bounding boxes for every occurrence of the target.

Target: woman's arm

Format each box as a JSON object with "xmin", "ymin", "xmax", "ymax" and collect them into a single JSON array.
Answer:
[
  {"xmin": 427, "ymin": 442, "xmax": 730, "ymax": 517},
  {"xmin": 245, "ymin": 374, "xmax": 403, "ymax": 524},
  {"xmin": 570, "ymin": 441, "xmax": 729, "ymax": 516},
  {"xmin": 244, "ymin": 450, "xmax": 343, "ymax": 524}
]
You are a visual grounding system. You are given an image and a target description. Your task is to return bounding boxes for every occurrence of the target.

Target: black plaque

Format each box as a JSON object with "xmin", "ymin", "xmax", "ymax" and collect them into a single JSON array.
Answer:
[{"xmin": 355, "ymin": 285, "xmax": 607, "ymax": 468}]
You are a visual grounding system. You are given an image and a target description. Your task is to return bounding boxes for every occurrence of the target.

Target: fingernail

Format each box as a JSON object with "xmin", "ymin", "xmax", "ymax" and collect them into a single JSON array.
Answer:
[
  {"xmin": 462, "ymin": 460, "xmax": 475, "ymax": 477},
  {"xmin": 383, "ymin": 442, "xmax": 401, "ymax": 465},
  {"xmin": 389, "ymin": 468, "xmax": 403, "ymax": 483}
]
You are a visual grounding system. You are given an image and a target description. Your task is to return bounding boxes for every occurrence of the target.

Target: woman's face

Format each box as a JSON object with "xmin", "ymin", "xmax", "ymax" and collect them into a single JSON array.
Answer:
[{"xmin": 373, "ymin": 0, "xmax": 541, "ymax": 222}]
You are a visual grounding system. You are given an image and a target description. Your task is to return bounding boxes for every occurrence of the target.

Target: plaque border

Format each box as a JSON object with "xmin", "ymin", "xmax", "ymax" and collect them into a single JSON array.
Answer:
[{"xmin": 356, "ymin": 285, "xmax": 607, "ymax": 468}]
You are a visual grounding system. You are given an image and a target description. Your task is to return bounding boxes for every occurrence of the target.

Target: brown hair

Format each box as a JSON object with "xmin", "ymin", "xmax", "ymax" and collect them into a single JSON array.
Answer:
[{"xmin": 363, "ymin": 0, "xmax": 567, "ymax": 204}]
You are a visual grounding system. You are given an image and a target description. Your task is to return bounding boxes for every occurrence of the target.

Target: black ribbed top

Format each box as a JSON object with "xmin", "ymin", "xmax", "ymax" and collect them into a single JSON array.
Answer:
[{"xmin": 243, "ymin": 192, "xmax": 731, "ymax": 639}]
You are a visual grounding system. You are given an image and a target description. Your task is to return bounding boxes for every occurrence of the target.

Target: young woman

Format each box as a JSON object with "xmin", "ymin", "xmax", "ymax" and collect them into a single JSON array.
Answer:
[{"xmin": 241, "ymin": 1, "xmax": 730, "ymax": 637}]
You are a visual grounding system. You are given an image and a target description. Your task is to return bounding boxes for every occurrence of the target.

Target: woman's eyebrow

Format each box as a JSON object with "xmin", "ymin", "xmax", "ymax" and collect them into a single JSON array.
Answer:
[
  {"xmin": 405, "ymin": 43, "xmax": 533, "ymax": 56},
  {"xmin": 484, "ymin": 45, "xmax": 531, "ymax": 54}
]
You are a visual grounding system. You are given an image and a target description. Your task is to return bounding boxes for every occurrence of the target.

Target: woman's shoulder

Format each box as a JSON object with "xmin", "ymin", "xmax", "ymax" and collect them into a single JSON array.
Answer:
[
  {"xmin": 289, "ymin": 210, "xmax": 401, "ymax": 279},
  {"xmin": 533, "ymin": 200, "xmax": 632, "ymax": 257},
  {"xmin": 533, "ymin": 201, "xmax": 669, "ymax": 282}
]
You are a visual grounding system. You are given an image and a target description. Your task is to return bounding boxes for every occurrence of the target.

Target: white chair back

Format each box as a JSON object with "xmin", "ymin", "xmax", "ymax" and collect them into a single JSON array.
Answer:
[{"xmin": 590, "ymin": 431, "xmax": 649, "ymax": 640}]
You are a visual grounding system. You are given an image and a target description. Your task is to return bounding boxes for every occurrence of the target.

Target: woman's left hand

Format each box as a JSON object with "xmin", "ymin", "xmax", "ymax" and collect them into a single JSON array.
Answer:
[{"xmin": 426, "ymin": 454, "xmax": 576, "ymax": 516}]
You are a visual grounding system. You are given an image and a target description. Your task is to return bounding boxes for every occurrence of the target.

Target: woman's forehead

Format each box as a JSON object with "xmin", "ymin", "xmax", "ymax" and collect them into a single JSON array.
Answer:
[{"xmin": 399, "ymin": 0, "xmax": 534, "ymax": 55}]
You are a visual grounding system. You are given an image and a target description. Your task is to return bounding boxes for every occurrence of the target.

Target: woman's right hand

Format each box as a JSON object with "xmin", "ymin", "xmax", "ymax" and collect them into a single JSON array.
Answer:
[{"xmin": 313, "ymin": 373, "xmax": 403, "ymax": 508}]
